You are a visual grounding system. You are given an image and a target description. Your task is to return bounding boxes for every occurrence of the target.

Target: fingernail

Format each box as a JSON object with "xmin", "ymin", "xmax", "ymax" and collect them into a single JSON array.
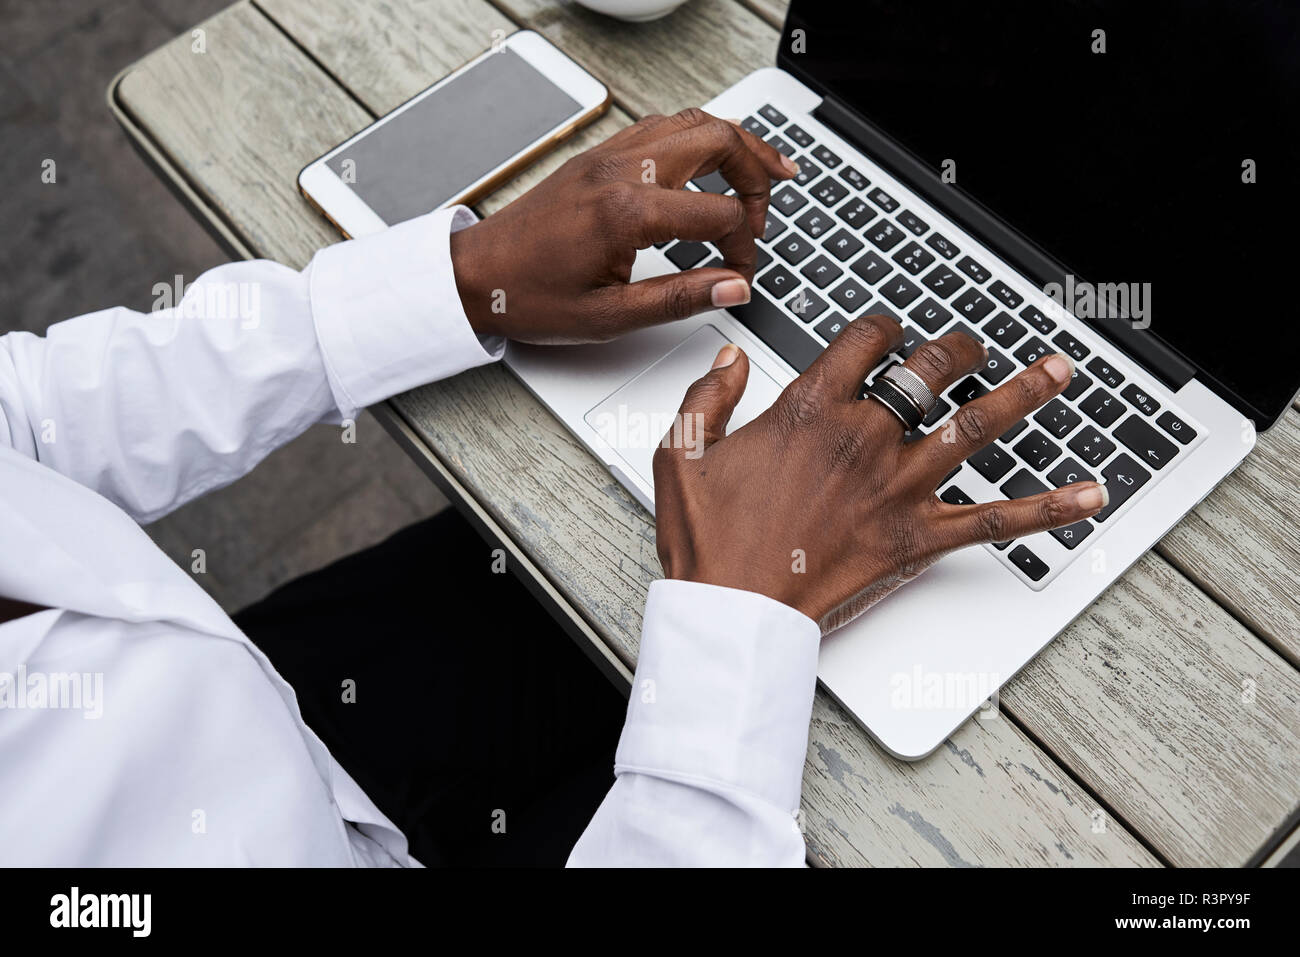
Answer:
[
  {"xmin": 711, "ymin": 278, "xmax": 750, "ymax": 308},
  {"xmin": 711, "ymin": 344, "xmax": 740, "ymax": 369},
  {"xmin": 725, "ymin": 117, "xmax": 743, "ymax": 125},
  {"xmin": 781, "ymin": 155, "xmax": 799, "ymax": 176},
  {"xmin": 1072, "ymin": 483, "xmax": 1108, "ymax": 512},
  {"xmin": 1043, "ymin": 353, "xmax": 1074, "ymax": 384}
]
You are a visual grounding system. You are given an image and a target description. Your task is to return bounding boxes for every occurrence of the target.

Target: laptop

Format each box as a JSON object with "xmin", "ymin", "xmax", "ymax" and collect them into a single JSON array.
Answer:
[{"xmin": 505, "ymin": 0, "xmax": 1300, "ymax": 759}]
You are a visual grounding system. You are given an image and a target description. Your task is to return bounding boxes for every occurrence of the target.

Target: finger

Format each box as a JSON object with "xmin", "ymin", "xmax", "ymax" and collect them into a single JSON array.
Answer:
[
  {"xmin": 723, "ymin": 118, "xmax": 799, "ymax": 183},
  {"xmin": 907, "ymin": 353, "xmax": 1074, "ymax": 484},
  {"xmin": 636, "ymin": 188, "xmax": 756, "ymax": 279},
  {"xmin": 934, "ymin": 481, "xmax": 1108, "ymax": 551},
  {"xmin": 797, "ymin": 312, "xmax": 904, "ymax": 401},
  {"xmin": 599, "ymin": 267, "xmax": 754, "ymax": 331},
  {"xmin": 657, "ymin": 344, "xmax": 751, "ymax": 462},
  {"xmin": 653, "ymin": 110, "xmax": 793, "ymax": 238}
]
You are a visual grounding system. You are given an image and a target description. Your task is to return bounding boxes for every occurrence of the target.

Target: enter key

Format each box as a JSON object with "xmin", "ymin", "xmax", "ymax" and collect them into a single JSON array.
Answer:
[
  {"xmin": 1095, "ymin": 452, "xmax": 1152, "ymax": 522},
  {"xmin": 1113, "ymin": 414, "xmax": 1179, "ymax": 470}
]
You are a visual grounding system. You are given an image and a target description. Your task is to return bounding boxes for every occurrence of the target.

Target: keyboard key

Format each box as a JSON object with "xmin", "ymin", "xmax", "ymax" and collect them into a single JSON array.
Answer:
[
  {"xmin": 823, "ymin": 228, "xmax": 865, "ymax": 262},
  {"xmin": 922, "ymin": 396, "xmax": 952, "ymax": 428},
  {"xmin": 978, "ymin": 347, "xmax": 1015, "ymax": 385},
  {"xmin": 771, "ymin": 185, "xmax": 808, "ymax": 216},
  {"xmin": 897, "ymin": 210, "xmax": 928, "ymax": 235},
  {"xmin": 1120, "ymin": 384, "xmax": 1160, "ymax": 416},
  {"xmin": 754, "ymin": 247, "xmax": 773, "ymax": 272},
  {"xmin": 758, "ymin": 264, "xmax": 797, "ymax": 298},
  {"xmin": 1085, "ymin": 356, "xmax": 1125, "ymax": 389},
  {"xmin": 1079, "ymin": 387, "xmax": 1125, "ymax": 427},
  {"xmin": 758, "ymin": 104, "xmax": 787, "ymax": 125},
  {"xmin": 762, "ymin": 211, "xmax": 788, "ymax": 242},
  {"xmin": 740, "ymin": 116, "xmax": 770, "ymax": 137},
  {"xmin": 837, "ymin": 198, "xmax": 876, "ymax": 229},
  {"xmin": 1007, "ymin": 544, "xmax": 1049, "ymax": 581},
  {"xmin": 951, "ymin": 376, "xmax": 989, "ymax": 406},
  {"xmin": 969, "ymin": 443, "xmax": 1015, "ymax": 482},
  {"xmin": 774, "ymin": 233, "xmax": 816, "ymax": 265},
  {"xmin": 796, "ymin": 208, "xmax": 834, "ymax": 239},
  {"xmin": 692, "ymin": 170, "xmax": 731, "ymax": 194},
  {"xmin": 785, "ymin": 124, "xmax": 814, "ymax": 148},
  {"xmin": 787, "ymin": 287, "xmax": 829, "ymax": 323},
  {"xmin": 868, "ymin": 187, "xmax": 899, "ymax": 212},
  {"xmin": 926, "ymin": 233, "xmax": 960, "ymax": 259},
  {"xmin": 800, "ymin": 255, "xmax": 843, "ymax": 288},
  {"xmin": 1047, "ymin": 457, "xmax": 1095, "ymax": 487},
  {"xmin": 1020, "ymin": 304, "xmax": 1056, "ymax": 335},
  {"xmin": 892, "ymin": 241, "xmax": 935, "ymax": 275},
  {"xmin": 1156, "ymin": 411, "xmax": 1197, "ymax": 444},
  {"xmin": 1050, "ymin": 520, "xmax": 1094, "ymax": 550},
  {"xmin": 1001, "ymin": 468, "xmax": 1048, "ymax": 500},
  {"xmin": 849, "ymin": 250, "xmax": 893, "ymax": 285},
  {"xmin": 1001, "ymin": 418, "xmax": 1028, "ymax": 442},
  {"xmin": 897, "ymin": 325, "xmax": 924, "ymax": 358},
  {"xmin": 985, "ymin": 312, "xmax": 1028, "ymax": 348},
  {"xmin": 1067, "ymin": 427, "xmax": 1117, "ymax": 467},
  {"xmin": 666, "ymin": 241, "xmax": 709, "ymax": 269},
  {"xmin": 908, "ymin": 297, "xmax": 952, "ymax": 334},
  {"xmin": 1095, "ymin": 453, "xmax": 1151, "ymax": 521},
  {"xmin": 952, "ymin": 321, "xmax": 985, "ymax": 345},
  {"xmin": 940, "ymin": 485, "xmax": 974, "ymax": 506},
  {"xmin": 956, "ymin": 256, "xmax": 990, "ymax": 283},
  {"xmin": 1013, "ymin": 336, "xmax": 1051, "ymax": 366},
  {"xmin": 881, "ymin": 275, "xmax": 923, "ymax": 308},
  {"xmin": 1034, "ymin": 398, "xmax": 1083, "ymax": 439},
  {"xmin": 839, "ymin": 166, "xmax": 869, "ymax": 190},
  {"xmin": 867, "ymin": 220, "xmax": 907, "ymax": 251},
  {"xmin": 765, "ymin": 134, "xmax": 795, "ymax": 156},
  {"xmin": 728, "ymin": 297, "xmax": 821, "ymax": 374},
  {"xmin": 814, "ymin": 312, "xmax": 850, "ymax": 343},
  {"xmin": 1113, "ymin": 414, "xmax": 1179, "ymax": 470},
  {"xmin": 1062, "ymin": 367, "xmax": 1093, "ymax": 401},
  {"xmin": 828, "ymin": 277, "xmax": 870, "ymax": 313},
  {"xmin": 792, "ymin": 157, "xmax": 822, "ymax": 187},
  {"xmin": 921, "ymin": 265, "xmax": 965, "ymax": 299},
  {"xmin": 1052, "ymin": 331, "xmax": 1090, "ymax": 362},
  {"xmin": 811, "ymin": 144, "xmax": 842, "ymax": 168},
  {"xmin": 811, "ymin": 177, "xmax": 849, "ymax": 207},
  {"xmin": 953, "ymin": 288, "xmax": 996, "ymax": 322},
  {"xmin": 860, "ymin": 300, "xmax": 902, "ymax": 323},
  {"xmin": 1013, "ymin": 430, "xmax": 1063, "ymax": 471},
  {"xmin": 988, "ymin": 279, "xmax": 1023, "ymax": 310}
]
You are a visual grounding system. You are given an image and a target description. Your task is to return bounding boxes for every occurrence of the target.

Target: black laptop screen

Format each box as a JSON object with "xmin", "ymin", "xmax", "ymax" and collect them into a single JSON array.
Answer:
[{"xmin": 780, "ymin": 0, "xmax": 1299, "ymax": 425}]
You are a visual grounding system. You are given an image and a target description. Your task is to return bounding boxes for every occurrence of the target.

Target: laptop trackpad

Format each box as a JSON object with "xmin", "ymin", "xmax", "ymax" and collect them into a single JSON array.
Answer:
[{"xmin": 584, "ymin": 324, "xmax": 782, "ymax": 488}]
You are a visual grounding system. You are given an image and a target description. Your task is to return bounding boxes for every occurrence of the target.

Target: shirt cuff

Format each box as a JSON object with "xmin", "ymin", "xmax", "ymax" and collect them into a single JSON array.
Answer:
[
  {"xmin": 618, "ymin": 579, "xmax": 821, "ymax": 814},
  {"xmin": 308, "ymin": 205, "xmax": 505, "ymax": 416}
]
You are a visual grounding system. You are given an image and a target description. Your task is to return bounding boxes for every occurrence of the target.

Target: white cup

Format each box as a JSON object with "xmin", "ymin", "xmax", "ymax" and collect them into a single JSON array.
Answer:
[{"xmin": 573, "ymin": 0, "xmax": 689, "ymax": 22}]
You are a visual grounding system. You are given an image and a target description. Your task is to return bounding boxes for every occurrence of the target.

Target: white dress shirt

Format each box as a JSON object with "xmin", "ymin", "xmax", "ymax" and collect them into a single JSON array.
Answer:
[{"xmin": 0, "ymin": 207, "xmax": 819, "ymax": 866}]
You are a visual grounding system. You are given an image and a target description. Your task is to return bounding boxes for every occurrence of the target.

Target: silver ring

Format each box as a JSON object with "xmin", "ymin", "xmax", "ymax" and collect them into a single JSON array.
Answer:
[{"xmin": 881, "ymin": 365, "xmax": 936, "ymax": 416}]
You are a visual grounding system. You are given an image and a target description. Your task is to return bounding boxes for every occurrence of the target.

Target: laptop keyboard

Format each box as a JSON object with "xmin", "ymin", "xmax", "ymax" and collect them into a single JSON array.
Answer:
[{"xmin": 655, "ymin": 103, "xmax": 1204, "ymax": 589}]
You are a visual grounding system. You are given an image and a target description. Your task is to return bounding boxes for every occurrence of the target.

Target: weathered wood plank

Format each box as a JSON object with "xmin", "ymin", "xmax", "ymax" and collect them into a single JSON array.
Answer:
[
  {"xmin": 116, "ymin": 0, "xmax": 1161, "ymax": 866},
  {"xmin": 118, "ymin": 0, "xmax": 1300, "ymax": 865}
]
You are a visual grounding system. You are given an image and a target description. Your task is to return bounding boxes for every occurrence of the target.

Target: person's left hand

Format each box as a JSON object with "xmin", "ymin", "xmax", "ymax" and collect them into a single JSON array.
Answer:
[{"xmin": 449, "ymin": 108, "xmax": 796, "ymax": 344}]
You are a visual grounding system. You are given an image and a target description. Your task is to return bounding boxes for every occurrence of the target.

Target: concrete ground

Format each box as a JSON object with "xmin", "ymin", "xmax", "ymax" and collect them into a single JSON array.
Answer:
[{"xmin": 0, "ymin": 0, "xmax": 448, "ymax": 612}]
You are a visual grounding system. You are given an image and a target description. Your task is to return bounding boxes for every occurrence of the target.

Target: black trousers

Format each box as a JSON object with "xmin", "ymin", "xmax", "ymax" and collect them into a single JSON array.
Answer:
[{"xmin": 233, "ymin": 508, "xmax": 628, "ymax": 867}]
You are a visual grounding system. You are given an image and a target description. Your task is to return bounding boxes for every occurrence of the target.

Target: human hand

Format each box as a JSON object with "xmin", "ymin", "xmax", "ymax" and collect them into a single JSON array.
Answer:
[
  {"xmin": 449, "ymin": 108, "xmax": 796, "ymax": 344},
  {"xmin": 651, "ymin": 317, "xmax": 1109, "ymax": 632}
]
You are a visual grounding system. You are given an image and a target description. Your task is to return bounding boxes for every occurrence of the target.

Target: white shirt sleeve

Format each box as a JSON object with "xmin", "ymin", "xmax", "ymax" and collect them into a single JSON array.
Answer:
[
  {"xmin": 568, "ymin": 579, "xmax": 821, "ymax": 867},
  {"xmin": 0, "ymin": 206, "xmax": 500, "ymax": 524}
]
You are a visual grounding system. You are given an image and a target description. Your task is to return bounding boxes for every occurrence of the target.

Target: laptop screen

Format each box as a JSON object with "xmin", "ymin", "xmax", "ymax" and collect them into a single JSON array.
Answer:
[{"xmin": 780, "ymin": 0, "xmax": 1299, "ymax": 426}]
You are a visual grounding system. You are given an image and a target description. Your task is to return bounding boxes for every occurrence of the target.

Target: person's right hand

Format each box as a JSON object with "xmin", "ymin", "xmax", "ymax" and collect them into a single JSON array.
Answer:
[{"xmin": 651, "ymin": 317, "xmax": 1109, "ymax": 633}]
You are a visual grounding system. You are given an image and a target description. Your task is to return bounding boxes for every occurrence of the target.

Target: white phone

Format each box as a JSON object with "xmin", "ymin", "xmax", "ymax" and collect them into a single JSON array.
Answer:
[{"xmin": 298, "ymin": 30, "xmax": 610, "ymax": 239}]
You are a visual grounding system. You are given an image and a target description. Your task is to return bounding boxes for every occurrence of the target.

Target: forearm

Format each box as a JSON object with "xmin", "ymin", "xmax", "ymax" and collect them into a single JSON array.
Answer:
[
  {"xmin": 0, "ymin": 206, "xmax": 500, "ymax": 523},
  {"xmin": 568, "ymin": 580, "xmax": 819, "ymax": 867}
]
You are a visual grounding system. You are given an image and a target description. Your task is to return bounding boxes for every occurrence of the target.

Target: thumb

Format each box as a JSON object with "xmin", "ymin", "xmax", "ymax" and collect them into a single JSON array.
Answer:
[
  {"xmin": 617, "ymin": 268, "xmax": 752, "ymax": 329},
  {"xmin": 666, "ymin": 344, "xmax": 750, "ymax": 458}
]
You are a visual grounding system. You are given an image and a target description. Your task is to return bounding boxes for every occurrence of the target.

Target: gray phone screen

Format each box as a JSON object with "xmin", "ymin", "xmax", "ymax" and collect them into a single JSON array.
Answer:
[{"xmin": 327, "ymin": 47, "xmax": 581, "ymax": 223}]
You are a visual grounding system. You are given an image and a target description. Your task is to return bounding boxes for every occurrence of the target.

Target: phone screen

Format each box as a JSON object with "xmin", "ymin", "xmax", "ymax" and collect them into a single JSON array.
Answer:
[{"xmin": 327, "ymin": 47, "xmax": 582, "ymax": 223}]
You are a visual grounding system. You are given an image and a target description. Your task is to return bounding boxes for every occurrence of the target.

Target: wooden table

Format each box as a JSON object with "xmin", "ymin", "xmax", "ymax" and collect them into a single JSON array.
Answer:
[{"xmin": 109, "ymin": 0, "xmax": 1300, "ymax": 867}]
